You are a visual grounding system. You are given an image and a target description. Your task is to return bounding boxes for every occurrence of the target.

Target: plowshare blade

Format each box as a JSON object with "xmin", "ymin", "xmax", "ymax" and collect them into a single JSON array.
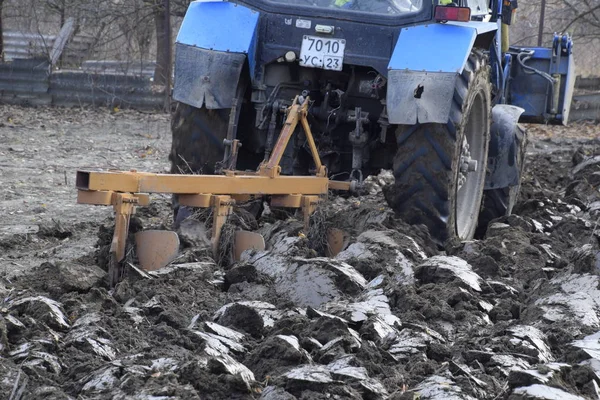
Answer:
[
  {"xmin": 135, "ymin": 230, "xmax": 180, "ymax": 271},
  {"xmin": 325, "ymin": 228, "xmax": 347, "ymax": 257},
  {"xmin": 233, "ymin": 231, "xmax": 265, "ymax": 261}
]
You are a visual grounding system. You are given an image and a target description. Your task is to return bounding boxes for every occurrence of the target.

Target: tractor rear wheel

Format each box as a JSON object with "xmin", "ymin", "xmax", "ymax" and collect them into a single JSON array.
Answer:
[
  {"xmin": 170, "ymin": 103, "xmax": 231, "ymax": 175},
  {"xmin": 476, "ymin": 186, "xmax": 518, "ymax": 233},
  {"xmin": 170, "ymin": 81, "xmax": 253, "ymax": 223},
  {"xmin": 169, "ymin": 102, "xmax": 232, "ymax": 224},
  {"xmin": 386, "ymin": 51, "xmax": 491, "ymax": 245}
]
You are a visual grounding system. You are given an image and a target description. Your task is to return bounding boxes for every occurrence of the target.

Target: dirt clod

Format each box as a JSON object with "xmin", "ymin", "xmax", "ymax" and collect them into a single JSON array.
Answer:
[{"xmin": 217, "ymin": 303, "xmax": 265, "ymax": 338}]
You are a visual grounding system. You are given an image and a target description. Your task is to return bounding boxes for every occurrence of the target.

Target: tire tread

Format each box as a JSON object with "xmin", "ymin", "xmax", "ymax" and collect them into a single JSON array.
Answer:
[{"xmin": 387, "ymin": 51, "xmax": 491, "ymax": 244}]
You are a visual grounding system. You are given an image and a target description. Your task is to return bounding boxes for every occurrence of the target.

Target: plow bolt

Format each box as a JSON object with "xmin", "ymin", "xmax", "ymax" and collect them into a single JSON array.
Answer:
[{"xmin": 468, "ymin": 159, "xmax": 478, "ymax": 172}]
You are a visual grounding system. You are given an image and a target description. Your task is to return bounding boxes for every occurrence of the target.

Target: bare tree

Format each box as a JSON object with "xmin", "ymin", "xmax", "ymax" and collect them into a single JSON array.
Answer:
[
  {"xmin": 513, "ymin": 0, "xmax": 600, "ymax": 46},
  {"xmin": 45, "ymin": 0, "xmax": 67, "ymax": 26},
  {"xmin": 144, "ymin": 0, "xmax": 191, "ymax": 85},
  {"xmin": 555, "ymin": 0, "xmax": 600, "ymax": 42},
  {"xmin": 142, "ymin": 0, "xmax": 168, "ymax": 85},
  {"xmin": 171, "ymin": 0, "xmax": 192, "ymax": 17},
  {"xmin": 0, "ymin": 0, "xmax": 4, "ymax": 61},
  {"xmin": 116, "ymin": 0, "xmax": 154, "ymax": 60}
]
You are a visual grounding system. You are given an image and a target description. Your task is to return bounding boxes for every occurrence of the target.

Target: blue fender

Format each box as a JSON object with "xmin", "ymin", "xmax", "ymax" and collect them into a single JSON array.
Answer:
[
  {"xmin": 173, "ymin": 1, "xmax": 259, "ymax": 109},
  {"xmin": 387, "ymin": 22, "xmax": 497, "ymax": 124}
]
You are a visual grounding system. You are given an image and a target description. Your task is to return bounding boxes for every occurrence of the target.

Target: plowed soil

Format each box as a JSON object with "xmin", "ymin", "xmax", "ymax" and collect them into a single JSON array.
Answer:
[{"xmin": 0, "ymin": 104, "xmax": 599, "ymax": 400}]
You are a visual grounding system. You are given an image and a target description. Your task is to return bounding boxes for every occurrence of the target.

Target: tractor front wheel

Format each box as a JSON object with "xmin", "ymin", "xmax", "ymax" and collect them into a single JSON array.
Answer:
[
  {"xmin": 475, "ymin": 124, "xmax": 527, "ymax": 237},
  {"xmin": 386, "ymin": 51, "xmax": 492, "ymax": 245}
]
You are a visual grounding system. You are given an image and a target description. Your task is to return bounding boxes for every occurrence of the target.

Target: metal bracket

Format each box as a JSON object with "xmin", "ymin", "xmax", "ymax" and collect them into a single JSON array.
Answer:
[
  {"xmin": 271, "ymin": 194, "xmax": 322, "ymax": 231},
  {"xmin": 211, "ymin": 195, "xmax": 234, "ymax": 257},
  {"xmin": 259, "ymin": 96, "xmax": 327, "ymax": 178},
  {"xmin": 217, "ymin": 98, "xmax": 240, "ymax": 173},
  {"xmin": 349, "ymin": 107, "xmax": 369, "ymax": 183},
  {"xmin": 78, "ymin": 190, "xmax": 149, "ymax": 286}
]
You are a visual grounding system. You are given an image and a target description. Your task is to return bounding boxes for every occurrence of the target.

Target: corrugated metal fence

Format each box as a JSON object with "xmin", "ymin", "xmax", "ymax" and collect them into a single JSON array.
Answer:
[
  {"xmin": 81, "ymin": 60, "xmax": 156, "ymax": 77},
  {"xmin": 51, "ymin": 71, "xmax": 163, "ymax": 109},
  {"xmin": 569, "ymin": 77, "xmax": 600, "ymax": 122},
  {"xmin": 0, "ymin": 58, "xmax": 164, "ymax": 109},
  {"xmin": 4, "ymin": 30, "xmax": 93, "ymax": 66},
  {"xmin": 0, "ymin": 58, "xmax": 51, "ymax": 106},
  {"xmin": 570, "ymin": 93, "xmax": 600, "ymax": 122}
]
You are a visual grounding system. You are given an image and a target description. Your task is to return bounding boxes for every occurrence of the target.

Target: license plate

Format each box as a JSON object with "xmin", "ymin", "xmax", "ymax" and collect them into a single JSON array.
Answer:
[{"xmin": 299, "ymin": 35, "xmax": 346, "ymax": 71}]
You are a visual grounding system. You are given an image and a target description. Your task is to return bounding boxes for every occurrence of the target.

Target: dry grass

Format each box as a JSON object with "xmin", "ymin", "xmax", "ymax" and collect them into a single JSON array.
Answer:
[
  {"xmin": 216, "ymin": 208, "xmax": 259, "ymax": 266},
  {"xmin": 307, "ymin": 202, "xmax": 334, "ymax": 256},
  {"xmin": 186, "ymin": 200, "xmax": 261, "ymax": 266}
]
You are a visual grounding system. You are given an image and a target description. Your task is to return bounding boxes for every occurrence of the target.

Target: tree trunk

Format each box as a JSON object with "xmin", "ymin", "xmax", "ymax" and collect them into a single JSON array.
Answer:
[
  {"xmin": 153, "ymin": 1, "xmax": 170, "ymax": 86},
  {"xmin": 0, "ymin": 0, "xmax": 4, "ymax": 62},
  {"xmin": 537, "ymin": 0, "xmax": 546, "ymax": 46},
  {"xmin": 60, "ymin": 1, "xmax": 65, "ymax": 27}
]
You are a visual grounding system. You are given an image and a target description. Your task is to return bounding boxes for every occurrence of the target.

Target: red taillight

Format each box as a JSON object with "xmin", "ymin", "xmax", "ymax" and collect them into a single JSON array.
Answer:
[{"xmin": 435, "ymin": 6, "xmax": 471, "ymax": 22}]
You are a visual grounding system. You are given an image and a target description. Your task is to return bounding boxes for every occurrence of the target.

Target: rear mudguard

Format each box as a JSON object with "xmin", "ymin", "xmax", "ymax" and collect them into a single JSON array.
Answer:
[
  {"xmin": 387, "ymin": 22, "xmax": 497, "ymax": 124},
  {"xmin": 484, "ymin": 104, "xmax": 525, "ymax": 190},
  {"xmin": 173, "ymin": 1, "xmax": 259, "ymax": 109}
]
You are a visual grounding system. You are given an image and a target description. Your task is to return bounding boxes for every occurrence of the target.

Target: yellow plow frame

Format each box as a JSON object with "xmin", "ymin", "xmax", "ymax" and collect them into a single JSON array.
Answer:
[{"xmin": 76, "ymin": 96, "xmax": 353, "ymax": 285}]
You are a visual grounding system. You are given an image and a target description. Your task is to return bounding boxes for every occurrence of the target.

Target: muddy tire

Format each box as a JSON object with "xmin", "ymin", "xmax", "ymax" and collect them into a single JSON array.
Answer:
[
  {"xmin": 170, "ymin": 75, "xmax": 252, "ymax": 176},
  {"xmin": 386, "ymin": 51, "xmax": 491, "ymax": 244},
  {"xmin": 476, "ymin": 125, "xmax": 527, "ymax": 237},
  {"xmin": 169, "ymin": 103, "xmax": 231, "ymax": 224},
  {"xmin": 476, "ymin": 187, "xmax": 518, "ymax": 232},
  {"xmin": 169, "ymin": 103, "xmax": 231, "ymax": 175},
  {"xmin": 169, "ymin": 80, "xmax": 254, "ymax": 224}
]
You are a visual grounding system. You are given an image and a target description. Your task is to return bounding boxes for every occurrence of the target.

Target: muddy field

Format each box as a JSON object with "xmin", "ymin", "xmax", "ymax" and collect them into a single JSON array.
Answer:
[{"xmin": 0, "ymin": 104, "xmax": 599, "ymax": 400}]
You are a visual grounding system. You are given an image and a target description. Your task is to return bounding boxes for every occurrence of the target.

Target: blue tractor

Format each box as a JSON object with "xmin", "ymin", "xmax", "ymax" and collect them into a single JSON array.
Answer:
[{"xmin": 169, "ymin": 0, "xmax": 575, "ymax": 244}]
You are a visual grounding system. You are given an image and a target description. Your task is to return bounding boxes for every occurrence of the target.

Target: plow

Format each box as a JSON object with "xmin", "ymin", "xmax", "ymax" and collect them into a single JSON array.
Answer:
[{"xmin": 77, "ymin": 96, "xmax": 352, "ymax": 285}]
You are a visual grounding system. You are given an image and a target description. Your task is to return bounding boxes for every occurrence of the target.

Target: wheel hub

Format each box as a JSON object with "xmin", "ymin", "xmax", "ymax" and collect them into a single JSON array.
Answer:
[
  {"xmin": 455, "ymin": 89, "xmax": 488, "ymax": 240},
  {"xmin": 458, "ymin": 138, "xmax": 479, "ymax": 190}
]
